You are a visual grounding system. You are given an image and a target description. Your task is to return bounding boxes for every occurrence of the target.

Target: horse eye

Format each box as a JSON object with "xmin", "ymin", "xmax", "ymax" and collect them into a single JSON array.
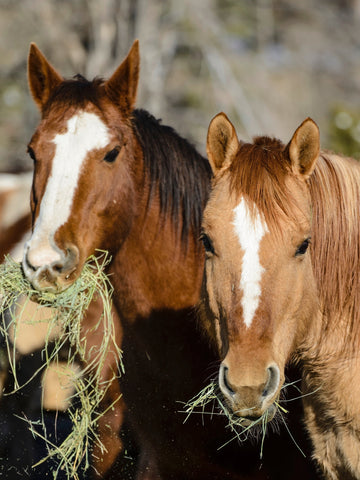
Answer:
[
  {"xmin": 27, "ymin": 147, "xmax": 36, "ymax": 162},
  {"xmin": 295, "ymin": 237, "xmax": 311, "ymax": 256},
  {"xmin": 201, "ymin": 233, "xmax": 215, "ymax": 255},
  {"xmin": 104, "ymin": 147, "xmax": 120, "ymax": 163}
]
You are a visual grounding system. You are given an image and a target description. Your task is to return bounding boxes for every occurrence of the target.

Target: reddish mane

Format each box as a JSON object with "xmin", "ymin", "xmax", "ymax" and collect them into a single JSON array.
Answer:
[{"xmin": 309, "ymin": 152, "xmax": 360, "ymax": 342}]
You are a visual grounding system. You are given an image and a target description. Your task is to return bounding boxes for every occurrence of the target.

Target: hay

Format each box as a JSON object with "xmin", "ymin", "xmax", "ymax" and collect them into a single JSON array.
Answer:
[
  {"xmin": 181, "ymin": 381, "xmax": 284, "ymax": 458},
  {"xmin": 0, "ymin": 252, "xmax": 122, "ymax": 479},
  {"xmin": 182, "ymin": 379, "xmax": 309, "ymax": 459}
]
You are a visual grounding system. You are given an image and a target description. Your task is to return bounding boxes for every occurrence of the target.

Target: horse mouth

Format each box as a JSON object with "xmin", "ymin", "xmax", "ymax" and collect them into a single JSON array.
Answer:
[
  {"xmin": 218, "ymin": 390, "xmax": 279, "ymax": 428},
  {"xmin": 234, "ymin": 403, "xmax": 278, "ymax": 427},
  {"xmin": 24, "ymin": 265, "xmax": 78, "ymax": 294}
]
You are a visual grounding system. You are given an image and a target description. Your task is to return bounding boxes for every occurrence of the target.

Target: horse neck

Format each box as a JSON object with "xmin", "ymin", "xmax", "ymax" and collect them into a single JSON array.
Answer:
[
  {"xmin": 108, "ymin": 110, "xmax": 210, "ymax": 321},
  {"xmin": 303, "ymin": 152, "xmax": 360, "ymax": 360},
  {"xmin": 111, "ymin": 198, "xmax": 205, "ymax": 321}
]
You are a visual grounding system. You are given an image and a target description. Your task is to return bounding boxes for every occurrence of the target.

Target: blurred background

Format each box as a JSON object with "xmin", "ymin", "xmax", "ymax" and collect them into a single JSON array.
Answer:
[{"xmin": 1, "ymin": 0, "xmax": 360, "ymax": 173}]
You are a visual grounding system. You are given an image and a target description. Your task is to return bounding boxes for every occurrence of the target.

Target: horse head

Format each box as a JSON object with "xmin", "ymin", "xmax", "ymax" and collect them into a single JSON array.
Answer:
[
  {"xmin": 23, "ymin": 41, "xmax": 140, "ymax": 292},
  {"xmin": 201, "ymin": 113, "xmax": 320, "ymax": 425}
]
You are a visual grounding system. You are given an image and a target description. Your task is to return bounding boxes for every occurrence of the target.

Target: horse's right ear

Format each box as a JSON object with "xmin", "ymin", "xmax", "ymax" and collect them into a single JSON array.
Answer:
[
  {"xmin": 28, "ymin": 43, "xmax": 63, "ymax": 112},
  {"xmin": 105, "ymin": 39, "xmax": 140, "ymax": 114},
  {"xmin": 206, "ymin": 113, "xmax": 239, "ymax": 174}
]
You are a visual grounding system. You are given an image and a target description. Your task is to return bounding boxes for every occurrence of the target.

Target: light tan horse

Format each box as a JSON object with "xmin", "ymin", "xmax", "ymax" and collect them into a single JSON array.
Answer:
[{"xmin": 200, "ymin": 112, "xmax": 360, "ymax": 479}]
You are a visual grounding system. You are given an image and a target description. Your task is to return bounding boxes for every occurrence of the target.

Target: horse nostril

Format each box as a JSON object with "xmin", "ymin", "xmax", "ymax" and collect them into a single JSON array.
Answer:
[
  {"xmin": 63, "ymin": 244, "xmax": 79, "ymax": 268},
  {"xmin": 52, "ymin": 262, "xmax": 64, "ymax": 273},
  {"xmin": 24, "ymin": 253, "xmax": 37, "ymax": 272},
  {"xmin": 262, "ymin": 364, "xmax": 280, "ymax": 399},
  {"xmin": 219, "ymin": 363, "xmax": 235, "ymax": 396}
]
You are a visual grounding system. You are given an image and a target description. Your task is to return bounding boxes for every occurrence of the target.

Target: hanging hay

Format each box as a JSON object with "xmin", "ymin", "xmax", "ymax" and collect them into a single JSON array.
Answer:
[
  {"xmin": 181, "ymin": 379, "xmax": 311, "ymax": 459},
  {"xmin": 0, "ymin": 251, "xmax": 123, "ymax": 479},
  {"xmin": 181, "ymin": 381, "xmax": 289, "ymax": 459}
]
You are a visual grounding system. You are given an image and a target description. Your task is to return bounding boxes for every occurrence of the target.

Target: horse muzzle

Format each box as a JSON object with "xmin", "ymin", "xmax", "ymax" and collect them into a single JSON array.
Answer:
[
  {"xmin": 22, "ymin": 242, "xmax": 80, "ymax": 293},
  {"xmin": 218, "ymin": 362, "xmax": 281, "ymax": 424}
]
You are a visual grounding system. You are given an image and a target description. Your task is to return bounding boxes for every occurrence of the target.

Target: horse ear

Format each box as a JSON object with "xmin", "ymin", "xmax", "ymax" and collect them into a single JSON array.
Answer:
[
  {"xmin": 105, "ymin": 40, "xmax": 140, "ymax": 113},
  {"xmin": 206, "ymin": 113, "xmax": 239, "ymax": 173},
  {"xmin": 288, "ymin": 118, "xmax": 320, "ymax": 179},
  {"xmin": 28, "ymin": 43, "xmax": 63, "ymax": 112}
]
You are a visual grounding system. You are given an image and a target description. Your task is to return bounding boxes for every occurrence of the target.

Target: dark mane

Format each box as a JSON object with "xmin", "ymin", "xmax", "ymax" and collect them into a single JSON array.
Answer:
[
  {"xmin": 132, "ymin": 109, "xmax": 212, "ymax": 246},
  {"xmin": 228, "ymin": 136, "xmax": 300, "ymax": 230},
  {"xmin": 43, "ymin": 75, "xmax": 105, "ymax": 113}
]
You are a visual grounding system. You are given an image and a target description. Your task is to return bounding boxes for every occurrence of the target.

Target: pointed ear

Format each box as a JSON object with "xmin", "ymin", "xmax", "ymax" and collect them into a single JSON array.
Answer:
[
  {"xmin": 28, "ymin": 43, "xmax": 63, "ymax": 112},
  {"xmin": 105, "ymin": 40, "xmax": 140, "ymax": 114},
  {"xmin": 206, "ymin": 113, "xmax": 239, "ymax": 174},
  {"xmin": 288, "ymin": 118, "xmax": 320, "ymax": 179}
]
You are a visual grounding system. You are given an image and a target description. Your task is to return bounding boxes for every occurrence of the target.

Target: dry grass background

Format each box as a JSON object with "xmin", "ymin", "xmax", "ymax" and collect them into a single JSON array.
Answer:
[{"xmin": 1, "ymin": 0, "xmax": 360, "ymax": 174}]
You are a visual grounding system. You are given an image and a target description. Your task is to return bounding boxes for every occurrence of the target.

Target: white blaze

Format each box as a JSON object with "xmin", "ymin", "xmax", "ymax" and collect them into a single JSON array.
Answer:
[
  {"xmin": 232, "ymin": 198, "xmax": 268, "ymax": 328},
  {"xmin": 26, "ymin": 111, "xmax": 110, "ymax": 266}
]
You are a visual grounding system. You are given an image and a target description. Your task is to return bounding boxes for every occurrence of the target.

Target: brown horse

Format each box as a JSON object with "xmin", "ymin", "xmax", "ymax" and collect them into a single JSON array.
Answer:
[
  {"xmin": 23, "ymin": 41, "xmax": 318, "ymax": 479},
  {"xmin": 0, "ymin": 175, "xmax": 126, "ymax": 479},
  {"xmin": 201, "ymin": 112, "xmax": 360, "ymax": 479}
]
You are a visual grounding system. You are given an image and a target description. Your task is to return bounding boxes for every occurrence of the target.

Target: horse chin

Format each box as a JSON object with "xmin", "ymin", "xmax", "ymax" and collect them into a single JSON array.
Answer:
[{"xmin": 235, "ymin": 403, "xmax": 278, "ymax": 427}]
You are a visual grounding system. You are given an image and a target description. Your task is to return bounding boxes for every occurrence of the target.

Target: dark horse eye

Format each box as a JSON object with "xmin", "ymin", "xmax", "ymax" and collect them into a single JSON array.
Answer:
[
  {"xmin": 201, "ymin": 233, "xmax": 215, "ymax": 255},
  {"xmin": 27, "ymin": 146, "xmax": 36, "ymax": 162},
  {"xmin": 104, "ymin": 147, "xmax": 120, "ymax": 163},
  {"xmin": 295, "ymin": 237, "xmax": 311, "ymax": 256}
]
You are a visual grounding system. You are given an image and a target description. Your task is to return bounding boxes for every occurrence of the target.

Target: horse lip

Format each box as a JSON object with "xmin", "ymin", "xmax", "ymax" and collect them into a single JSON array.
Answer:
[
  {"xmin": 235, "ymin": 404, "xmax": 277, "ymax": 427},
  {"xmin": 227, "ymin": 401, "xmax": 278, "ymax": 426}
]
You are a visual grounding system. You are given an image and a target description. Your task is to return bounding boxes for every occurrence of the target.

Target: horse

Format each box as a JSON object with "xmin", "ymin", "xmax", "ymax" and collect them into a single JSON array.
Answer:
[
  {"xmin": 22, "ymin": 41, "xmax": 319, "ymax": 479},
  {"xmin": 201, "ymin": 112, "xmax": 360, "ymax": 479},
  {"xmin": 0, "ymin": 173, "xmax": 128, "ymax": 479}
]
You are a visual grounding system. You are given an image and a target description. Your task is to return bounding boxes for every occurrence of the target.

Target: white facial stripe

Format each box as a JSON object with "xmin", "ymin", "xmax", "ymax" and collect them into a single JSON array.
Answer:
[
  {"xmin": 29, "ymin": 111, "xmax": 110, "ymax": 261},
  {"xmin": 233, "ymin": 198, "xmax": 268, "ymax": 328}
]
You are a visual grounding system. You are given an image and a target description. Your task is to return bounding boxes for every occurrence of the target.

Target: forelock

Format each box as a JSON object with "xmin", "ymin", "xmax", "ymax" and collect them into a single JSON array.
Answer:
[{"xmin": 227, "ymin": 136, "xmax": 302, "ymax": 232}]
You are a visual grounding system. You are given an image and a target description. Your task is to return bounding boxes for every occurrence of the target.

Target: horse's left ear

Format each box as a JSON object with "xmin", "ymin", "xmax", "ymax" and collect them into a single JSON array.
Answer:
[
  {"xmin": 288, "ymin": 118, "xmax": 320, "ymax": 179},
  {"xmin": 105, "ymin": 39, "xmax": 140, "ymax": 114}
]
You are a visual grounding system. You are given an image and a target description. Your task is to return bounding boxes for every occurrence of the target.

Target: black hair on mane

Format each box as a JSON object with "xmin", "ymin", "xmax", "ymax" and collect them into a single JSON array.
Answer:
[
  {"xmin": 44, "ymin": 75, "xmax": 105, "ymax": 112},
  {"xmin": 132, "ymin": 109, "xmax": 212, "ymax": 246}
]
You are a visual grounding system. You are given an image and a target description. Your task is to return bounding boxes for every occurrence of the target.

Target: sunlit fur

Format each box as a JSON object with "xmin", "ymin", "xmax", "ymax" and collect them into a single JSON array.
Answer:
[
  {"xmin": 202, "ymin": 113, "xmax": 360, "ymax": 479},
  {"xmin": 24, "ymin": 45, "xmax": 319, "ymax": 479}
]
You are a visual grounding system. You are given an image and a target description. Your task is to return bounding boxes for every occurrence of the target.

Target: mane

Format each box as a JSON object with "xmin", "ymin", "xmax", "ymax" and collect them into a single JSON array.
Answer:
[
  {"xmin": 309, "ymin": 152, "xmax": 360, "ymax": 337},
  {"xmin": 227, "ymin": 136, "xmax": 300, "ymax": 232},
  {"xmin": 132, "ymin": 109, "xmax": 212, "ymax": 246}
]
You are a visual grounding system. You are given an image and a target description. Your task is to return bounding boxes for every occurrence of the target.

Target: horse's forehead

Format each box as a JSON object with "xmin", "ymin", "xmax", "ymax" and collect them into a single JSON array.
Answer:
[
  {"xmin": 232, "ymin": 197, "xmax": 267, "ymax": 243},
  {"xmin": 52, "ymin": 110, "xmax": 110, "ymax": 151},
  {"xmin": 205, "ymin": 189, "xmax": 269, "ymax": 329},
  {"xmin": 28, "ymin": 110, "xmax": 111, "ymax": 248}
]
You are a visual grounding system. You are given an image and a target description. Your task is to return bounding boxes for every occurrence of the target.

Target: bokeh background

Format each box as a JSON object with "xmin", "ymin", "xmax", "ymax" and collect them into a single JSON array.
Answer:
[{"xmin": 1, "ymin": 0, "xmax": 360, "ymax": 170}]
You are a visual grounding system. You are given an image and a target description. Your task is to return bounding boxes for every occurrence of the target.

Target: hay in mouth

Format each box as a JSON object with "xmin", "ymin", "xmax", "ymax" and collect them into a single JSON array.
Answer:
[
  {"xmin": 181, "ymin": 381, "xmax": 286, "ymax": 457},
  {"xmin": 0, "ymin": 251, "xmax": 122, "ymax": 479}
]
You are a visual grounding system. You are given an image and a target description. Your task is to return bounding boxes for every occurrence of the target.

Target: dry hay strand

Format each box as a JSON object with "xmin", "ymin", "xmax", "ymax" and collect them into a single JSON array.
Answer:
[
  {"xmin": 0, "ymin": 251, "xmax": 122, "ymax": 479},
  {"xmin": 181, "ymin": 380, "xmax": 302, "ymax": 459}
]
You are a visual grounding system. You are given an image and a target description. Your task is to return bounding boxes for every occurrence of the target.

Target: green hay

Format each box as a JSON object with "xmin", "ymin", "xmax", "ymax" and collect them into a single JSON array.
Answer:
[
  {"xmin": 181, "ymin": 382, "xmax": 270, "ymax": 455},
  {"xmin": 182, "ymin": 380, "xmax": 309, "ymax": 459},
  {"xmin": 0, "ymin": 252, "xmax": 122, "ymax": 479},
  {"xmin": 182, "ymin": 382, "xmax": 283, "ymax": 458}
]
